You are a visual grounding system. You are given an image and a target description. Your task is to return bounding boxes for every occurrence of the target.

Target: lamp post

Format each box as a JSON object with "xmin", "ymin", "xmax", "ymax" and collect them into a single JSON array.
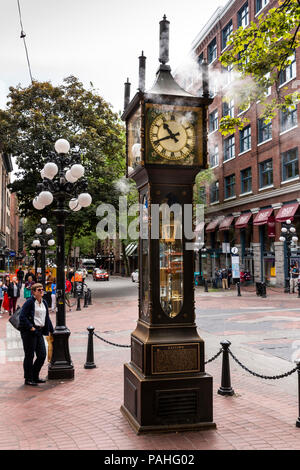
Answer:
[
  {"xmin": 279, "ymin": 219, "xmax": 298, "ymax": 293},
  {"xmin": 32, "ymin": 138, "xmax": 92, "ymax": 380},
  {"xmin": 30, "ymin": 243, "xmax": 41, "ymax": 278},
  {"xmin": 33, "ymin": 218, "xmax": 55, "ymax": 288}
]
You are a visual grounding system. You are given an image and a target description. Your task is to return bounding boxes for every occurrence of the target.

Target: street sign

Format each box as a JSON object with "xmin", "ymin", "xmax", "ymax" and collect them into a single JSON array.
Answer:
[
  {"xmin": 9, "ymin": 251, "xmax": 16, "ymax": 257},
  {"xmin": 231, "ymin": 247, "xmax": 238, "ymax": 255},
  {"xmin": 232, "ymin": 255, "xmax": 240, "ymax": 278}
]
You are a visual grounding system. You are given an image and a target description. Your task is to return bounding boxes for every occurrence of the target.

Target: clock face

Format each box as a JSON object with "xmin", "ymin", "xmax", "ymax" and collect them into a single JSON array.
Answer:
[{"xmin": 149, "ymin": 112, "xmax": 196, "ymax": 160}]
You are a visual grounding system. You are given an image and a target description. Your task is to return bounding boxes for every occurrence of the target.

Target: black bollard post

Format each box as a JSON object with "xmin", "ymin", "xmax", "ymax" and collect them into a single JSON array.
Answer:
[
  {"xmin": 218, "ymin": 340, "xmax": 235, "ymax": 396},
  {"xmin": 83, "ymin": 290, "xmax": 89, "ymax": 308},
  {"xmin": 297, "ymin": 282, "xmax": 300, "ymax": 299},
  {"xmin": 88, "ymin": 288, "xmax": 92, "ymax": 305},
  {"xmin": 204, "ymin": 279, "xmax": 208, "ymax": 292},
  {"xmin": 261, "ymin": 282, "xmax": 267, "ymax": 298},
  {"xmin": 76, "ymin": 294, "xmax": 81, "ymax": 311},
  {"xmin": 84, "ymin": 326, "xmax": 96, "ymax": 369},
  {"xmin": 237, "ymin": 281, "xmax": 241, "ymax": 297},
  {"xmin": 296, "ymin": 362, "xmax": 300, "ymax": 428},
  {"xmin": 73, "ymin": 281, "xmax": 77, "ymax": 298}
]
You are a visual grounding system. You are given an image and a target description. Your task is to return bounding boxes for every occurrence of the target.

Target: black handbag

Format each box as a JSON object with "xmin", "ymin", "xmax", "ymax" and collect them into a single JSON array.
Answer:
[{"xmin": 8, "ymin": 306, "xmax": 21, "ymax": 331}]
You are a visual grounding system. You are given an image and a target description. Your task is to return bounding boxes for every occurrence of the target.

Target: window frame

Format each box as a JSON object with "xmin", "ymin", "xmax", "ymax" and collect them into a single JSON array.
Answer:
[
  {"xmin": 255, "ymin": 0, "xmax": 269, "ymax": 15},
  {"xmin": 224, "ymin": 135, "xmax": 235, "ymax": 161},
  {"xmin": 280, "ymin": 105, "xmax": 298, "ymax": 133},
  {"xmin": 259, "ymin": 159, "xmax": 273, "ymax": 188},
  {"xmin": 240, "ymin": 167, "xmax": 252, "ymax": 194},
  {"xmin": 237, "ymin": 2, "xmax": 249, "ymax": 28},
  {"xmin": 209, "ymin": 144, "xmax": 219, "ymax": 168},
  {"xmin": 222, "ymin": 99, "xmax": 234, "ymax": 118},
  {"xmin": 208, "ymin": 37, "xmax": 217, "ymax": 64},
  {"xmin": 281, "ymin": 148, "xmax": 299, "ymax": 182},
  {"xmin": 210, "ymin": 180, "xmax": 219, "ymax": 203},
  {"xmin": 258, "ymin": 118, "xmax": 272, "ymax": 144},
  {"xmin": 222, "ymin": 21, "xmax": 233, "ymax": 51},
  {"xmin": 209, "ymin": 109, "xmax": 218, "ymax": 133},
  {"xmin": 224, "ymin": 174, "xmax": 236, "ymax": 199},
  {"xmin": 239, "ymin": 125, "xmax": 251, "ymax": 153},
  {"xmin": 279, "ymin": 52, "xmax": 296, "ymax": 86}
]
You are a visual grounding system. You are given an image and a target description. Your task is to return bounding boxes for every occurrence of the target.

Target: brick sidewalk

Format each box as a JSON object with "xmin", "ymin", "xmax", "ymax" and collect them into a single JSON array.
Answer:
[{"xmin": 0, "ymin": 287, "xmax": 299, "ymax": 450}]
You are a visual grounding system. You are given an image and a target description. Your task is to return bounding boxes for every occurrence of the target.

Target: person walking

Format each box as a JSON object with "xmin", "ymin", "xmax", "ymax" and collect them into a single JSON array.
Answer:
[
  {"xmin": 19, "ymin": 283, "xmax": 54, "ymax": 386},
  {"xmin": 2, "ymin": 276, "xmax": 10, "ymax": 314},
  {"xmin": 221, "ymin": 269, "xmax": 229, "ymax": 290},
  {"xmin": 65, "ymin": 279, "xmax": 72, "ymax": 311},
  {"xmin": 24, "ymin": 269, "xmax": 36, "ymax": 283},
  {"xmin": 290, "ymin": 263, "xmax": 299, "ymax": 293},
  {"xmin": 0, "ymin": 281, "xmax": 3, "ymax": 317},
  {"xmin": 16, "ymin": 266, "xmax": 25, "ymax": 288},
  {"xmin": 24, "ymin": 276, "xmax": 35, "ymax": 299},
  {"xmin": 51, "ymin": 278, "xmax": 56, "ymax": 313},
  {"xmin": 7, "ymin": 276, "xmax": 21, "ymax": 315}
]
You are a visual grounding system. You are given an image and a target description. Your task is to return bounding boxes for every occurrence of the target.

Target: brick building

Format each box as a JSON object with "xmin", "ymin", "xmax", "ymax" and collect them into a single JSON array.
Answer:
[{"xmin": 187, "ymin": 0, "xmax": 300, "ymax": 286}]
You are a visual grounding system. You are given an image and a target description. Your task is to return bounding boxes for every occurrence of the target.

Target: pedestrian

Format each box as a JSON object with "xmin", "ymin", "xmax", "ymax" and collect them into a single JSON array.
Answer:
[
  {"xmin": 19, "ymin": 283, "xmax": 54, "ymax": 386},
  {"xmin": 7, "ymin": 276, "xmax": 21, "ymax": 315},
  {"xmin": 214, "ymin": 268, "xmax": 221, "ymax": 288},
  {"xmin": 290, "ymin": 263, "xmax": 299, "ymax": 293},
  {"xmin": 227, "ymin": 267, "xmax": 232, "ymax": 289},
  {"xmin": 221, "ymin": 269, "xmax": 228, "ymax": 290},
  {"xmin": 51, "ymin": 278, "xmax": 56, "ymax": 313},
  {"xmin": 65, "ymin": 279, "xmax": 72, "ymax": 311},
  {"xmin": 24, "ymin": 276, "xmax": 35, "ymax": 299},
  {"xmin": 16, "ymin": 266, "xmax": 25, "ymax": 288},
  {"xmin": 2, "ymin": 276, "xmax": 10, "ymax": 313},
  {"xmin": 25, "ymin": 268, "xmax": 36, "ymax": 283},
  {"xmin": 0, "ymin": 281, "xmax": 3, "ymax": 317}
]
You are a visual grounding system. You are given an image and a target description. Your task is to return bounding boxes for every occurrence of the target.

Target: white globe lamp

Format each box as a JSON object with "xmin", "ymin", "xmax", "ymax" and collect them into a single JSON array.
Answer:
[
  {"xmin": 55, "ymin": 139, "xmax": 70, "ymax": 154},
  {"xmin": 39, "ymin": 191, "xmax": 53, "ymax": 206},
  {"xmin": 44, "ymin": 162, "xmax": 58, "ymax": 179},
  {"xmin": 41, "ymin": 217, "xmax": 47, "ymax": 224},
  {"xmin": 48, "ymin": 239, "xmax": 55, "ymax": 246},
  {"xmin": 45, "ymin": 228, "xmax": 52, "ymax": 235},
  {"xmin": 70, "ymin": 164, "xmax": 84, "ymax": 179},
  {"xmin": 35, "ymin": 228, "xmax": 42, "ymax": 235},
  {"xmin": 65, "ymin": 170, "xmax": 78, "ymax": 183},
  {"xmin": 33, "ymin": 197, "xmax": 45, "ymax": 210},
  {"xmin": 78, "ymin": 193, "xmax": 92, "ymax": 207}
]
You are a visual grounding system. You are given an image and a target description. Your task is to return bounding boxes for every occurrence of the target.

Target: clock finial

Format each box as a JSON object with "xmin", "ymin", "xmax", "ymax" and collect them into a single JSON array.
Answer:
[
  {"xmin": 159, "ymin": 15, "xmax": 170, "ymax": 65},
  {"xmin": 124, "ymin": 77, "xmax": 131, "ymax": 111}
]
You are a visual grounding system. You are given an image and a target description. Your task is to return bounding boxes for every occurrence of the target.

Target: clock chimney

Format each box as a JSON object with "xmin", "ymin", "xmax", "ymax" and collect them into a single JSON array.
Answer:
[
  {"xmin": 138, "ymin": 51, "xmax": 146, "ymax": 92},
  {"xmin": 159, "ymin": 15, "xmax": 169, "ymax": 65},
  {"xmin": 123, "ymin": 78, "xmax": 131, "ymax": 111}
]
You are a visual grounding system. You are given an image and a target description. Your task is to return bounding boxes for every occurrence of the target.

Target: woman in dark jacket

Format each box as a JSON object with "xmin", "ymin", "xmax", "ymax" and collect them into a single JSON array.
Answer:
[
  {"xmin": 19, "ymin": 283, "xmax": 54, "ymax": 386},
  {"xmin": 7, "ymin": 276, "xmax": 21, "ymax": 315}
]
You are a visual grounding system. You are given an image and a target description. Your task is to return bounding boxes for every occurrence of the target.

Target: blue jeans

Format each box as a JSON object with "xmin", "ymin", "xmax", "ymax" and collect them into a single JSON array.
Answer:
[{"xmin": 21, "ymin": 329, "xmax": 46, "ymax": 381}]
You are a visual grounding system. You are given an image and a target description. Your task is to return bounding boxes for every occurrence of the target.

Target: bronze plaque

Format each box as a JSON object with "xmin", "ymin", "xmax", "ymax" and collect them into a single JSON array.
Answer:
[{"xmin": 151, "ymin": 343, "xmax": 200, "ymax": 375}]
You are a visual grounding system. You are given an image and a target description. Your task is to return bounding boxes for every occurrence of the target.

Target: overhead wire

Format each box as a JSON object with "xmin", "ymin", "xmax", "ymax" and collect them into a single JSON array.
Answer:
[{"xmin": 17, "ymin": 0, "xmax": 33, "ymax": 83}]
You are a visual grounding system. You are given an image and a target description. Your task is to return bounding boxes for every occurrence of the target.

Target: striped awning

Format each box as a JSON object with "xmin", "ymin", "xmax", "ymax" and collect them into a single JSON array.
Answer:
[
  {"xmin": 125, "ymin": 242, "xmax": 138, "ymax": 256},
  {"xmin": 206, "ymin": 217, "xmax": 224, "ymax": 232},
  {"xmin": 235, "ymin": 212, "xmax": 252, "ymax": 229},
  {"xmin": 275, "ymin": 203, "xmax": 299, "ymax": 223},
  {"xmin": 253, "ymin": 208, "xmax": 273, "ymax": 226},
  {"xmin": 219, "ymin": 216, "xmax": 234, "ymax": 231}
]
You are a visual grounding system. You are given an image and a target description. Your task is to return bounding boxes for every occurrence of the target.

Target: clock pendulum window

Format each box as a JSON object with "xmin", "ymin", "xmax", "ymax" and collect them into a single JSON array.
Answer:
[{"xmin": 120, "ymin": 16, "xmax": 216, "ymax": 434}]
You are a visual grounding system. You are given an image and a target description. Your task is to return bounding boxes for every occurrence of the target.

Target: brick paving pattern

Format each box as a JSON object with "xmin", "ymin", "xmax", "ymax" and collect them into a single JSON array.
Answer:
[{"xmin": 0, "ymin": 281, "xmax": 299, "ymax": 450}]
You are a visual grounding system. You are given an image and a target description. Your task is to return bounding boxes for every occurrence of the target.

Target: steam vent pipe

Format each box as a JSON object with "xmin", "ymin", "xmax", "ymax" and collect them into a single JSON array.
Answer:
[
  {"xmin": 159, "ymin": 15, "xmax": 170, "ymax": 65},
  {"xmin": 202, "ymin": 61, "xmax": 209, "ymax": 98},
  {"xmin": 138, "ymin": 51, "xmax": 146, "ymax": 92},
  {"xmin": 124, "ymin": 78, "xmax": 131, "ymax": 111}
]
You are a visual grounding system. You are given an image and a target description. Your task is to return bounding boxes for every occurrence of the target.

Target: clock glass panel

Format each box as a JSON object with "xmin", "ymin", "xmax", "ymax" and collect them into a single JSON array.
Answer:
[
  {"xmin": 127, "ymin": 106, "xmax": 142, "ymax": 174},
  {"xmin": 146, "ymin": 104, "xmax": 203, "ymax": 166}
]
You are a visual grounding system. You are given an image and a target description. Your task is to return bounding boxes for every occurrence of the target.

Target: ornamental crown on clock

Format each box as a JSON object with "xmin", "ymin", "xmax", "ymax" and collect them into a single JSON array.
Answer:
[{"xmin": 149, "ymin": 111, "xmax": 195, "ymax": 160}]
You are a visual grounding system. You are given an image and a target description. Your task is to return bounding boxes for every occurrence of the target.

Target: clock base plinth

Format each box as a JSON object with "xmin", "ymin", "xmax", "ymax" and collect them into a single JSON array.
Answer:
[{"xmin": 122, "ymin": 362, "xmax": 216, "ymax": 435}]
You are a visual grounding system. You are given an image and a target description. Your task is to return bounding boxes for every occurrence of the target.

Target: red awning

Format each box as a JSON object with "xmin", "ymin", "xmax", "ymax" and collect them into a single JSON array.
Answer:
[
  {"xmin": 275, "ymin": 203, "xmax": 299, "ymax": 223},
  {"xmin": 235, "ymin": 212, "xmax": 252, "ymax": 229},
  {"xmin": 219, "ymin": 216, "xmax": 234, "ymax": 231},
  {"xmin": 253, "ymin": 208, "xmax": 273, "ymax": 226},
  {"xmin": 206, "ymin": 217, "xmax": 223, "ymax": 232}
]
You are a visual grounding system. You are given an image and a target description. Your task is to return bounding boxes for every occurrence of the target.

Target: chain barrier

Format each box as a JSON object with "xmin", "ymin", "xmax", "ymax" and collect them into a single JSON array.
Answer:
[
  {"xmin": 93, "ymin": 331, "xmax": 131, "ymax": 348},
  {"xmin": 205, "ymin": 348, "xmax": 223, "ymax": 365},
  {"xmin": 228, "ymin": 348, "xmax": 298, "ymax": 380}
]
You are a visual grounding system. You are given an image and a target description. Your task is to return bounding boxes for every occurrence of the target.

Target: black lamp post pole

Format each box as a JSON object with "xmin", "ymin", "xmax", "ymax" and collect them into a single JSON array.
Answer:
[{"xmin": 48, "ymin": 193, "xmax": 74, "ymax": 380}]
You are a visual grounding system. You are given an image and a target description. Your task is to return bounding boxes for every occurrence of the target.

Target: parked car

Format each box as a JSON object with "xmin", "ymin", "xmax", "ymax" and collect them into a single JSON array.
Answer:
[
  {"xmin": 131, "ymin": 269, "xmax": 139, "ymax": 282},
  {"xmin": 93, "ymin": 268, "xmax": 109, "ymax": 281}
]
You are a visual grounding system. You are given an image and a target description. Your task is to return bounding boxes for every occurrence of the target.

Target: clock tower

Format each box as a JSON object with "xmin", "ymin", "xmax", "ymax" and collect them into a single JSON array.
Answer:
[{"xmin": 121, "ymin": 16, "xmax": 216, "ymax": 434}]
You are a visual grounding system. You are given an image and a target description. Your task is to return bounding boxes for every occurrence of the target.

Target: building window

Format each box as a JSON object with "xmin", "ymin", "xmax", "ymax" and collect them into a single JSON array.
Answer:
[
  {"xmin": 259, "ymin": 159, "xmax": 273, "ymax": 187},
  {"xmin": 258, "ymin": 118, "xmax": 272, "ymax": 143},
  {"xmin": 210, "ymin": 181, "xmax": 219, "ymax": 203},
  {"xmin": 198, "ymin": 53, "xmax": 204, "ymax": 65},
  {"xmin": 280, "ymin": 106, "xmax": 298, "ymax": 133},
  {"xmin": 279, "ymin": 52, "xmax": 296, "ymax": 85},
  {"xmin": 222, "ymin": 21, "xmax": 233, "ymax": 50},
  {"xmin": 209, "ymin": 145, "xmax": 219, "ymax": 167},
  {"xmin": 209, "ymin": 109, "xmax": 218, "ymax": 133},
  {"xmin": 222, "ymin": 64, "xmax": 234, "ymax": 86},
  {"xmin": 222, "ymin": 99, "xmax": 234, "ymax": 118},
  {"xmin": 238, "ymin": 2, "xmax": 249, "ymax": 28},
  {"xmin": 282, "ymin": 148, "xmax": 299, "ymax": 181},
  {"xmin": 224, "ymin": 135, "xmax": 235, "ymax": 161},
  {"xmin": 208, "ymin": 37, "xmax": 217, "ymax": 64},
  {"xmin": 241, "ymin": 167, "xmax": 252, "ymax": 193},
  {"xmin": 225, "ymin": 174, "xmax": 235, "ymax": 199},
  {"xmin": 239, "ymin": 126, "xmax": 251, "ymax": 153},
  {"xmin": 255, "ymin": 0, "xmax": 269, "ymax": 14}
]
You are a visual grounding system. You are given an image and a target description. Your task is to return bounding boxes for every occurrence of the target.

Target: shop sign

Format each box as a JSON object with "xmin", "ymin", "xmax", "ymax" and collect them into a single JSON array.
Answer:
[{"xmin": 267, "ymin": 216, "xmax": 275, "ymax": 238}]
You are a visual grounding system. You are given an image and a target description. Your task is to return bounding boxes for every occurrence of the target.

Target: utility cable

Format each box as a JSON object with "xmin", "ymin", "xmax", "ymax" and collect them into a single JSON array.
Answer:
[{"xmin": 17, "ymin": 0, "xmax": 33, "ymax": 83}]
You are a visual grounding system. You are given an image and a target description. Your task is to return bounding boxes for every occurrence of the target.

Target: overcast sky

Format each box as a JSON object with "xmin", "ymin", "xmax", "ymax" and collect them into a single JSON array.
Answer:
[{"xmin": 1, "ymin": 0, "xmax": 226, "ymax": 115}]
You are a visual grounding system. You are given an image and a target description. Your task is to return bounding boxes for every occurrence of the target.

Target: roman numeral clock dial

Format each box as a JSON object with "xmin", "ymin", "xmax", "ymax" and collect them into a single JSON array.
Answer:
[{"xmin": 149, "ymin": 112, "xmax": 196, "ymax": 162}]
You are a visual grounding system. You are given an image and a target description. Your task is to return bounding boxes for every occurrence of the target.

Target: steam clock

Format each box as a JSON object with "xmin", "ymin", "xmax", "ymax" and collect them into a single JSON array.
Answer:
[{"xmin": 121, "ymin": 16, "xmax": 216, "ymax": 434}]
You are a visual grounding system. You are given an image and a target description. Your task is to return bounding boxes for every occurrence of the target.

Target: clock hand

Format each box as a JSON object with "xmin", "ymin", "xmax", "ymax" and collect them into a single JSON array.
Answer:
[
  {"xmin": 153, "ymin": 132, "xmax": 180, "ymax": 145},
  {"xmin": 163, "ymin": 123, "xmax": 179, "ymax": 143}
]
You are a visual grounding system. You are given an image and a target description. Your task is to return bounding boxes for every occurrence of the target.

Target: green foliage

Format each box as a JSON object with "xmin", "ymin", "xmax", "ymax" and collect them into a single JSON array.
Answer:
[{"xmin": 219, "ymin": 0, "xmax": 300, "ymax": 135}]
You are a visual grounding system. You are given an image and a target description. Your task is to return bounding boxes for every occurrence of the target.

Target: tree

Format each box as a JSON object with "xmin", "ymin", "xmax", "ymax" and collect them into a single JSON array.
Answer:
[
  {"xmin": 0, "ymin": 76, "xmax": 126, "ymax": 256},
  {"xmin": 219, "ymin": 0, "xmax": 300, "ymax": 135}
]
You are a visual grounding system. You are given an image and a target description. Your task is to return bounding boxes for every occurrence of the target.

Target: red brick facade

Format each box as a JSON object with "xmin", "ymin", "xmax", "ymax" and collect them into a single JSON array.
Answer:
[{"xmin": 191, "ymin": 0, "xmax": 300, "ymax": 286}]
